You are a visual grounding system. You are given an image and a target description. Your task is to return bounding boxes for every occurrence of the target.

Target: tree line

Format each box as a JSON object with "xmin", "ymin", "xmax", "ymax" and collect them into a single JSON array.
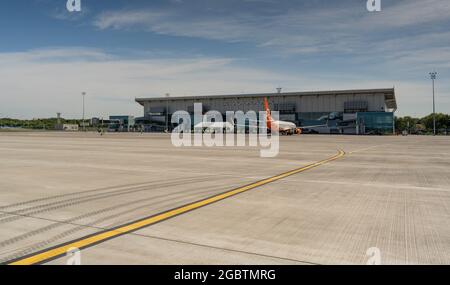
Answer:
[
  {"xmin": 395, "ymin": 113, "xmax": 450, "ymax": 134},
  {"xmin": 1, "ymin": 113, "xmax": 449, "ymax": 134},
  {"xmin": 0, "ymin": 118, "xmax": 81, "ymax": 130}
]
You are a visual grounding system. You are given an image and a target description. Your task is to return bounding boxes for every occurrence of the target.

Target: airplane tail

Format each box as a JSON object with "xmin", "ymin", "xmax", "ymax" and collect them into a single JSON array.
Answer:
[{"xmin": 263, "ymin": 97, "xmax": 272, "ymax": 129}]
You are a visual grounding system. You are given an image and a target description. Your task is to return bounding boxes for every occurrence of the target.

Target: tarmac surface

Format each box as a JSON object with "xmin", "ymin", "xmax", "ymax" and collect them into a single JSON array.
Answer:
[{"xmin": 0, "ymin": 132, "xmax": 449, "ymax": 264}]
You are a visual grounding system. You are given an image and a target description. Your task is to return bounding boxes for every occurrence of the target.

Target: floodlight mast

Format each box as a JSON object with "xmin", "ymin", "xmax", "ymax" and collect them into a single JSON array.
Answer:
[
  {"xmin": 165, "ymin": 93, "xmax": 170, "ymax": 132},
  {"xmin": 82, "ymin": 92, "xmax": 86, "ymax": 132},
  {"xmin": 429, "ymin": 72, "xmax": 437, "ymax": 136}
]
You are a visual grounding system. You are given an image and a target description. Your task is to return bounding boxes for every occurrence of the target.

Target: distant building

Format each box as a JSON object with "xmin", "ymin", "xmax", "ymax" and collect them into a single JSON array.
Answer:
[
  {"xmin": 62, "ymin": 124, "xmax": 79, "ymax": 131},
  {"xmin": 91, "ymin": 117, "xmax": 101, "ymax": 127},
  {"xmin": 135, "ymin": 88, "xmax": 397, "ymax": 135},
  {"xmin": 108, "ymin": 115, "xmax": 135, "ymax": 132},
  {"xmin": 55, "ymin": 113, "xmax": 63, "ymax": 130},
  {"xmin": 55, "ymin": 113, "xmax": 79, "ymax": 131}
]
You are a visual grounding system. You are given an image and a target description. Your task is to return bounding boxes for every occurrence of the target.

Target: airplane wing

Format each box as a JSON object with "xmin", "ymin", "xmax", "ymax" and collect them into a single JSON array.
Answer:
[{"xmin": 297, "ymin": 124, "xmax": 328, "ymax": 129}]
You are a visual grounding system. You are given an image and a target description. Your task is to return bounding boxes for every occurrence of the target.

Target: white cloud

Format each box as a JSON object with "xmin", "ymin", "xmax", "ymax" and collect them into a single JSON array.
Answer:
[
  {"xmin": 94, "ymin": 10, "xmax": 257, "ymax": 43},
  {"xmin": 0, "ymin": 48, "xmax": 287, "ymax": 119},
  {"xmin": 367, "ymin": 0, "xmax": 450, "ymax": 27},
  {"xmin": 92, "ymin": 0, "xmax": 450, "ymax": 56},
  {"xmin": 1, "ymin": 47, "xmax": 446, "ymax": 119},
  {"xmin": 94, "ymin": 10, "xmax": 166, "ymax": 30},
  {"xmin": 0, "ymin": 48, "xmax": 111, "ymax": 63}
]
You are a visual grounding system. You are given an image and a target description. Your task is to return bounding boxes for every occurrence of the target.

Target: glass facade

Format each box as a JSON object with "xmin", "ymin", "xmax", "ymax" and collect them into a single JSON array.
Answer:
[
  {"xmin": 143, "ymin": 110, "xmax": 395, "ymax": 135},
  {"xmin": 298, "ymin": 111, "xmax": 394, "ymax": 134},
  {"xmin": 109, "ymin": 116, "xmax": 135, "ymax": 132},
  {"xmin": 356, "ymin": 112, "xmax": 394, "ymax": 135}
]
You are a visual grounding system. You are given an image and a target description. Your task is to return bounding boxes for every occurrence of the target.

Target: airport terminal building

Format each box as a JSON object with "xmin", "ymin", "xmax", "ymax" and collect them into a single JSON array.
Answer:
[{"xmin": 135, "ymin": 88, "xmax": 397, "ymax": 135}]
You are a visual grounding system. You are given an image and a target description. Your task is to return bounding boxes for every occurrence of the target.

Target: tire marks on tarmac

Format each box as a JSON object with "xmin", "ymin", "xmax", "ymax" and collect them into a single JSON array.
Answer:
[
  {"xmin": 0, "ymin": 176, "xmax": 218, "ymax": 224},
  {"xmin": 0, "ymin": 182, "xmax": 238, "ymax": 263},
  {"xmin": 0, "ymin": 175, "xmax": 242, "ymax": 262}
]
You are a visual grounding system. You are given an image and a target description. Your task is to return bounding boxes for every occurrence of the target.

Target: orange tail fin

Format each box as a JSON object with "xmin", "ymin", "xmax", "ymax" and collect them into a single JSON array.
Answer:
[{"xmin": 264, "ymin": 97, "xmax": 272, "ymax": 129}]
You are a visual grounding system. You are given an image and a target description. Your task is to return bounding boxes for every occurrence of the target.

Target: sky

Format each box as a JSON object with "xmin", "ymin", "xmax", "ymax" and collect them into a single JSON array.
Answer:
[{"xmin": 0, "ymin": 0, "xmax": 449, "ymax": 119}]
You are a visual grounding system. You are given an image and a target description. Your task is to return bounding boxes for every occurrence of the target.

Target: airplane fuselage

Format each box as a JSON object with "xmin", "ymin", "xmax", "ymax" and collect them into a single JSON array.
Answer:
[
  {"xmin": 194, "ymin": 121, "xmax": 234, "ymax": 133},
  {"xmin": 270, "ymin": 120, "xmax": 298, "ymax": 135}
]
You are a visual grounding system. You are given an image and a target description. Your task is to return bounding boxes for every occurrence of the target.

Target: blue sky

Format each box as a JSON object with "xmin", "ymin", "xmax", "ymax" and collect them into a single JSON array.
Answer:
[{"xmin": 0, "ymin": 0, "xmax": 449, "ymax": 118}]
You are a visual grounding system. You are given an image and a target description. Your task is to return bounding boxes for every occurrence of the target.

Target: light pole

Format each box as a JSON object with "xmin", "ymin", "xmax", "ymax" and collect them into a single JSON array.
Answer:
[
  {"xmin": 429, "ymin": 72, "xmax": 437, "ymax": 136},
  {"xmin": 82, "ymin": 92, "xmax": 86, "ymax": 131},
  {"xmin": 165, "ymin": 93, "xmax": 170, "ymax": 132}
]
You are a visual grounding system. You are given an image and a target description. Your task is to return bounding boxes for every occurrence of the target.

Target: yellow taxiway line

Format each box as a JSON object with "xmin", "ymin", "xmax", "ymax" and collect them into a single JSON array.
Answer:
[{"xmin": 8, "ymin": 149, "xmax": 345, "ymax": 265}]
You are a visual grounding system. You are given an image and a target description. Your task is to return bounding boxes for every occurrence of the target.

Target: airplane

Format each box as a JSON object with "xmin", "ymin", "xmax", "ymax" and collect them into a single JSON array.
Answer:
[
  {"xmin": 263, "ymin": 97, "xmax": 328, "ymax": 135},
  {"xmin": 194, "ymin": 97, "xmax": 327, "ymax": 135},
  {"xmin": 194, "ymin": 121, "xmax": 235, "ymax": 133},
  {"xmin": 263, "ymin": 97, "xmax": 299, "ymax": 135}
]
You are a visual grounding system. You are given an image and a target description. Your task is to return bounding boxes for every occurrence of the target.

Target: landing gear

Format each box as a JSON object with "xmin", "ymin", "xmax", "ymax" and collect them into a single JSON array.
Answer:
[{"xmin": 280, "ymin": 130, "xmax": 293, "ymax": 136}]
